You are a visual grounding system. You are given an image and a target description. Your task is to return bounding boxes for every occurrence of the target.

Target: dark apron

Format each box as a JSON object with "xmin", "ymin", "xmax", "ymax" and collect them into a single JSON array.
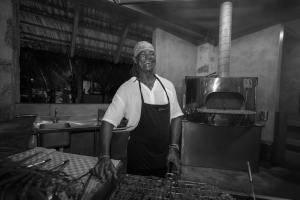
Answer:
[{"xmin": 127, "ymin": 75, "xmax": 170, "ymax": 178}]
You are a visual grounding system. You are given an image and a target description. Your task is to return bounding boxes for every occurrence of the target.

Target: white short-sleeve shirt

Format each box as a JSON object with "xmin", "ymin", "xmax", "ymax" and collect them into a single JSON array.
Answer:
[{"xmin": 102, "ymin": 74, "xmax": 183, "ymax": 129}]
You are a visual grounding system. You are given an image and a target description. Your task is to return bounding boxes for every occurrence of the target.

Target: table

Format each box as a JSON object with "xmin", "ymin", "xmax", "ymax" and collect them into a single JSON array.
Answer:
[{"xmin": 8, "ymin": 147, "xmax": 121, "ymax": 200}]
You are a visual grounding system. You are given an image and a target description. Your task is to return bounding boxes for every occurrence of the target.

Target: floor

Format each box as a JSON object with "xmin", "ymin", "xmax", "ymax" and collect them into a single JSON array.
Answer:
[{"xmin": 181, "ymin": 165, "xmax": 300, "ymax": 200}]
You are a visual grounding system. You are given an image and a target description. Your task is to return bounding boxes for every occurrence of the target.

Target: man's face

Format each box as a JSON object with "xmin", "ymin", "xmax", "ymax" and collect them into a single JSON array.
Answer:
[{"xmin": 136, "ymin": 50, "xmax": 156, "ymax": 72}]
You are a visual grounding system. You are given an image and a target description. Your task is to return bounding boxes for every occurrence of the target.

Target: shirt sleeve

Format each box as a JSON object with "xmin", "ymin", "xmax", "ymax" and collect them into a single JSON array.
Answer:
[
  {"xmin": 102, "ymin": 89, "xmax": 126, "ymax": 127},
  {"xmin": 169, "ymin": 83, "xmax": 184, "ymax": 119}
]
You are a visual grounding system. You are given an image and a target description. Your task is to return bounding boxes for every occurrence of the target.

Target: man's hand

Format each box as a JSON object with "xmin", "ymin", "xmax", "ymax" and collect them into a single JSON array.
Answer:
[
  {"xmin": 91, "ymin": 156, "xmax": 117, "ymax": 182},
  {"xmin": 166, "ymin": 148, "xmax": 181, "ymax": 174}
]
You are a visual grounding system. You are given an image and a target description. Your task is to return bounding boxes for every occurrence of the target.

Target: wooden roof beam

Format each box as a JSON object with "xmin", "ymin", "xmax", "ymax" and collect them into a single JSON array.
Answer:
[
  {"xmin": 70, "ymin": 2, "xmax": 80, "ymax": 58},
  {"xmin": 114, "ymin": 23, "xmax": 130, "ymax": 64}
]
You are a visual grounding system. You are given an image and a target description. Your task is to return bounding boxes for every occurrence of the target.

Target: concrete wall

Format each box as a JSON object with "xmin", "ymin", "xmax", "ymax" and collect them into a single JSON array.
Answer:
[
  {"xmin": 196, "ymin": 43, "xmax": 218, "ymax": 76},
  {"xmin": 279, "ymin": 30, "xmax": 300, "ymax": 114},
  {"xmin": 0, "ymin": 0, "xmax": 18, "ymax": 121},
  {"xmin": 153, "ymin": 28, "xmax": 197, "ymax": 106},
  {"xmin": 230, "ymin": 25, "xmax": 283, "ymax": 142}
]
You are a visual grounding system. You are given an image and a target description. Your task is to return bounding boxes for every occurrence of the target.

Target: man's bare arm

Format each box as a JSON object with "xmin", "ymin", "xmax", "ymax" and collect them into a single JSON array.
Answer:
[
  {"xmin": 170, "ymin": 116, "xmax": 182, "ymax": 146},
  {"xmin": 92, "ymin": 121, "xmax": 117, "ymax": 181},
  {"xmin": 167, "ymin": 116, "xmax": 182, "ymax": 173},
  {"xmin": 99, "ymin": 121, "xmax": 114, "ymax": 156}
]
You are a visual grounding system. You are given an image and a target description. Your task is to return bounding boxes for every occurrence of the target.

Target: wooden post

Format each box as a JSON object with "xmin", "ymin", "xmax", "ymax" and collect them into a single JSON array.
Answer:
[
  {"xmin": 70, "ymin": 2, "xmax": 80, "ymax": 58},
  {"xmin": 69, "ymin": 2, "xmax": 82, "ymax": 103},
  {"xmin": 114, "ymin": 23, "xmax": 130, "ymax": 64}
]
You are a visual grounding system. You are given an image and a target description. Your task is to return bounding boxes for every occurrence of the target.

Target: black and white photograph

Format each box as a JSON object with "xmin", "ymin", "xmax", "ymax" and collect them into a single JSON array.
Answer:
[{"xmin": 1, "ymin": 0, "xmax": 300, "ymax": 199}]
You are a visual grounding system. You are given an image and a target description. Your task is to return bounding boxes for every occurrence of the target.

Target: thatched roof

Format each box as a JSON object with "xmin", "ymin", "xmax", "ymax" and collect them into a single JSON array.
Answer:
[{"xmin": 19, "ymin": 0, "xmax": 154, "ymax": 64}]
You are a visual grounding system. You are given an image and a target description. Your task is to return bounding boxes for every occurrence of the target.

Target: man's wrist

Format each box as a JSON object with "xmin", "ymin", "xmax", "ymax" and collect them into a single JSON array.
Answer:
[
  {"xmin": 98, "ymin": 154, "xmax": 110, "ymax": 160},
  {"xmin": 169, "ymin": 143, "xmax": 180, "ymax": 152}
]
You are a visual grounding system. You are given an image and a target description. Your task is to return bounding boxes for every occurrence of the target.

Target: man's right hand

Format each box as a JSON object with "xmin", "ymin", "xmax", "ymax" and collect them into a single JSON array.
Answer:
[{"xmin": 91, "ymin": 156, "xmax": 117, "ymax": 182}]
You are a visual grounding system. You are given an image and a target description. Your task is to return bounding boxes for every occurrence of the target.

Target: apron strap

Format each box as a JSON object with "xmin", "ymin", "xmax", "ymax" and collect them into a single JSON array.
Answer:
[
  {"xmin": 138, "ymin": 75, "xmax": 170, "ymax": 104},
  {"xmin": 154, "ymin": 74, "xmax": 170, "ymax": 104},
  {"xmin": 138, "ymin": 79, "xmax": 145, "ymax": 103}
]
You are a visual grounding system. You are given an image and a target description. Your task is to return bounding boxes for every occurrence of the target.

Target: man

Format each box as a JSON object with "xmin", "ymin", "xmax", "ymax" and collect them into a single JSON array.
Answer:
[{"xmin": 93, "ymin": 41, "xmax": 183, "ymax": 180}]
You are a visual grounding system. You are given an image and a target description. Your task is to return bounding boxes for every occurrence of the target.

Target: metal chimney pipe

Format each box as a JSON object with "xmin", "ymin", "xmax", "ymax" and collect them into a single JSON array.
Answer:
[{"xmin": 218, "ymin": 1, "xmax": 232, "ymax": 77}]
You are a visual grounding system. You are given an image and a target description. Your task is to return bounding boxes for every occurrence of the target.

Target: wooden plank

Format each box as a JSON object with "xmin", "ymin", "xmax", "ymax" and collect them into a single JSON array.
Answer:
[
  {"xmin": 70, "ymin": 2, "xmax": 80, "ymax": 58},
  {"xmin": 114, "ymin": 23, "xmax": 130, "ymax": 64}
]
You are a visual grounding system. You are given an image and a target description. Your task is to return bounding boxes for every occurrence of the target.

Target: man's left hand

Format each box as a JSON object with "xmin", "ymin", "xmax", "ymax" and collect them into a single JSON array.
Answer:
[{"xmin": 166, "ymin": 148, "xmax": 181, "ymax": 174}]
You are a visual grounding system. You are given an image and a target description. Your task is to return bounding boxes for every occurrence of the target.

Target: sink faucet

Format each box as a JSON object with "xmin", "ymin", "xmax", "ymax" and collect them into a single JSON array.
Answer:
[
  {"xmin": 97, "ymin": 108, "xmax": 101, "ymax": 126},
  {"xmin": 54, "ymin": 107, "xmax": 58, "ymax": 123}
]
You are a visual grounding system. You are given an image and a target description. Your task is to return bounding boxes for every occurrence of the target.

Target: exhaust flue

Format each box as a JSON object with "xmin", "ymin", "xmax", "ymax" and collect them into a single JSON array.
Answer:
[{"xmin": 218, "ymin": 1, "xmax": 232, "ymax": 77}]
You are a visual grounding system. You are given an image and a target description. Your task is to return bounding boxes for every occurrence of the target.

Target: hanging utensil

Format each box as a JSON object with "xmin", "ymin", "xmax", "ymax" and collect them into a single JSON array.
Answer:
[{"xmin": 247, "ymin": 161, "xmax": 256, "ymax": 200}]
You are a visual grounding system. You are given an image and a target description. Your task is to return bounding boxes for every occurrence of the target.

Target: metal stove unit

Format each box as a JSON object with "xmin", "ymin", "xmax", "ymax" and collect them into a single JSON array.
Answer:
[
  {"xmin": 184, "ymin": 76, "xmax": 258, "ymax": 126},
  {"xmin": 181, "ymin": 2, "xmax": 262, "ymax": 172}
]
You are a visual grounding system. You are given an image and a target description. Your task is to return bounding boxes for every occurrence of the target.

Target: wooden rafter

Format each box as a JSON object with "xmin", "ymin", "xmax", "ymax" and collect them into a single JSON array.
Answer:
[
  {"xmin": 70, "ymin": 2, "xmax": 80, "ymax": 58},
  {"xmin": 114, "ymin": 23, "xmax": 130, "ymax": 63}
]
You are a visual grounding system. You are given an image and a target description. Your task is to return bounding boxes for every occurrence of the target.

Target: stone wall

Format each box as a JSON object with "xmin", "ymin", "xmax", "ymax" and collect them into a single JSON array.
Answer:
[{"xmin": 0, "ymin": 0, "xmax": 19, "ymax": 121}]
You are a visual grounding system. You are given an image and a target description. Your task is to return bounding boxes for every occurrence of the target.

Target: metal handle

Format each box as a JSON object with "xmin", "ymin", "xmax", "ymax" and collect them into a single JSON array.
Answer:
[
  {"xmin": 247, "ymin": 161, "xmax": 256, "ymax": 200},
  {"xmin": 27, "ymin": 158, "xmax": 51, "ymax": 168}
]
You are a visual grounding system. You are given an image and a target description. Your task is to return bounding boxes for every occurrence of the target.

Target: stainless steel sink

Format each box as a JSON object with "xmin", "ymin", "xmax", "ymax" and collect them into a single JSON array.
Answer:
[
  {"xmin": 39, "ymin": 122, "xmax": 71, "ymax": 129},
  {"xmin": 34, "ymin": 115, "xmax": 100, "ymax": 129},
  {"xmin": 38, "ymin": 122, "xmax": 71, "ymax": 150},
  {"xmin": 34, "ymin": 115, "xmax": 71, "ymax": 125}
]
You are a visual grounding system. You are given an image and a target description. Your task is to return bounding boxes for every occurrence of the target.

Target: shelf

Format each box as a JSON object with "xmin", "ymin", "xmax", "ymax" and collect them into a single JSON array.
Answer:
[{"xmin": 196, "ymin": 108, "xmax": 256, "ymax": 115}]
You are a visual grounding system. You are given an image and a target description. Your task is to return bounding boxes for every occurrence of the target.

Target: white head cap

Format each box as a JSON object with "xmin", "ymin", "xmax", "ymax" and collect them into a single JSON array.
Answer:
[{"xmin": 133, "ymin": 41, "xmax": 155, "ymax": 60}]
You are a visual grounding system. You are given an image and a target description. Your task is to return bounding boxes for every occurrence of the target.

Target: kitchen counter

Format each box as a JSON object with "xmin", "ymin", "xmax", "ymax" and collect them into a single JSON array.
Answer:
[
  {"xmin": 35, "ymin": 124, "xmax": 131, "ymax": 134},
  {"xmin": 33, "ymin": 115, "xmax": 130, "ymax": 158},
  {"xmin": 33, "ymin": 114, "xmax": 132, "ymax": 133}
]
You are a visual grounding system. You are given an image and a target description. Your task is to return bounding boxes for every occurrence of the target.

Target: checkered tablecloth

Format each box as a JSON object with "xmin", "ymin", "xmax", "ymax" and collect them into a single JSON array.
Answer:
[{"xmin": 8, "ymin": 147, "xmax": 121, "ymax": 200}]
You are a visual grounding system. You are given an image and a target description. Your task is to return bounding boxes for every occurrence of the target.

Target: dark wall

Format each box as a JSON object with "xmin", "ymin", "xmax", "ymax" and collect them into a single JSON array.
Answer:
[{"xmin": 279, "ymin": 30, "xmax": 300, "ymax": 114}]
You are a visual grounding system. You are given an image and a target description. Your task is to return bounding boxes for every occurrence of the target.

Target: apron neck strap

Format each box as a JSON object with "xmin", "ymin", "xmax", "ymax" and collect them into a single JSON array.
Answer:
[
  {"xmin": 138, "ymin": 75, "xmax": 170, "ymax": 104},
  {"xmin": 154, "ymin": 74, "xmax": 170, "ymax": 103}
]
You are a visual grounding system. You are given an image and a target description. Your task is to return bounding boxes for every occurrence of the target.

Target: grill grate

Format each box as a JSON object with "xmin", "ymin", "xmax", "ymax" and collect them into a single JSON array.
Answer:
[{"xmin": 109, "ymin": 174, "xmax": 235, "ymax": 200}]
